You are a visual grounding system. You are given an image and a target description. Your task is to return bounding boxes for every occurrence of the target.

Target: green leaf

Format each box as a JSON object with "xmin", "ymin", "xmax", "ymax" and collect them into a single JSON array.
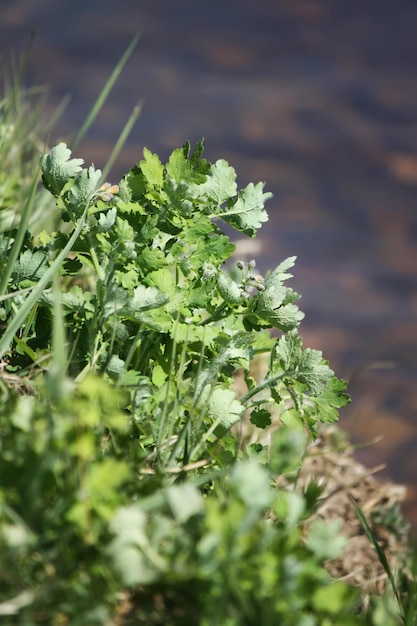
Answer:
[
  {"xmin": 106, "ymin": 355, "xmax": 125, "ymax": 377},
  {"xmin": 152, "ymin": 364, "xmax": 167, "ymax": 387},
  {"xmin": 147, "ymin": 268, "xmax": 176, "ymax": 297},
  {"xmin": 12, "ymin": 250, "xmax": 48, "ymax": 283},
  {"xmin": 299, "ymin": 353, "xmax": 334, "ymax": 395},
  {"xmin": 97, "ymin": 207, "xmax": 117, "ymax": 232},
  {"xmin": 220, "ymin": 181, "xmax": 271, "ymax": 237},
  {"xmin": 253, "ymin": 257, "xmax": 304, "ymax": 331},
  {"xmin": 207, "ymin": 386, "xmax": 244, "ymax": 428},
  {"xmin": 166, "ymin": 483, "xmax": 203, "ymax": 523},
  {"xmin": 108, "ymin": 505, "xmax": 160, "ymax": 586},
  {"xmin": 140, "ymin": 147, "xmax": 164, "ymax": 188},
  {"xmin": 306, "ymin": 519, "xmax": 347, "ymax": 560},
  {"xmin": 166, "ymin": 145, "xmax": 205, "ymax": 185},
  {"xmin": 273, "ymin": 490, "xmax": 305, "ymax": 529},
  {"xmin": 249, "ymin": 408, "xmax": 272, "ymax": 429},
  {"xmin": 65, "ymin": 165, "xmax": 102, "ymax": 215},
  {"xmin": 116, "ymin": 267, "xmax": 139, "ymax": 290},
  {"xmin": 0, "ymin": 233, "xmax": 11, "ymax": 259},
  {"xmin": 40, "ymin": 142, "xmax": 84, "ymax": 197},
  {"xmin": 194, "ymin": 159, "xmax": 237, "ymax": 207},
  {"xmin": 40, "ymin": 285, "xmax": 94, "ymax": 314},
  {"xmin": 275, "ymin": 332, "xmax": 334, "ymax": 395},
  {"xmin": 312, "ymin": 581, "xmax": 356, "ymax": 614},
  {"xmin": 130, "ymin": 284, "xmax": 169, "ymax": 312},
  {"xmin": 280, "ymin": 407, "xmax": 304, "ymax": 429},
  {"xmin": 231, "ymin": 459, "xmax": 272, "ymax": 510},
  {"xmin": 217, "ymin": 272, "xmax": 244, "ymax": 305},
  {"xmin": 139, "ymin": 247, "xmax": 167, "ymax": 271}
]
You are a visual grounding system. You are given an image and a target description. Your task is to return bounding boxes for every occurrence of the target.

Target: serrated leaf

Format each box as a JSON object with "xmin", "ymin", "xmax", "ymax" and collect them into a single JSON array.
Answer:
[
  {"xmin": 116, "ymin": 199, "xmax": 146, "ymax": 215},
  {"xmin": 273, "ymin": 255, "xmax": 297, "ymax": 275},
  {"xmin": 310, "ymin": 377, "xmax": 351, "ymax": 423},
  {"xmin": 97, "ymin": 207, "xmax": 117, "ymax": 232},
  {"xmin": 207, "ymin": 387, "xmax": 244, "ymax": 428},
  {"xmin": 188, "ymin": 138, "xmax": 210, "ymax": 172},
  {"xmin": 65, "ymin": 165, "xmax": 102, "ymax": 214},
  {"xmin": 140, "ymin": 147, "xmax": 164, "ymax": 188},
  {"xmin": 255, "ymin": 284, "xmax": 304, "ymax": 331},
  {"xmin": 40, "ymin": 142, "xmax": 84, "ymax": 196},
  {"xmin": 130, "ymin": 285, "xmax": 169, "ymax": 312},
  {"xmin": 139, "ymin": 247, "xmax": 167, "ymax": 271},
  {"xmin": 115, "ymin": 217, "xmax": 135, "ymax": 242},
  {"xmin": 297, "ymin": 349, "xmax": 334, "ymax": 395},
  {"xmin": 249, "ymin": 408, "xmax": 272, "ymax": 429},
  {"xmin": 106, "ymin": 355, "xmax": 125, "ymax": 377},
  {"xmin": 137, "ymin": 309, "xmax": 172, "ymax": 332},
  {"xmin": 166, "ymin": 147, "xmax": 203, "ymax": 185},
  {"xmin": 104, "ymin": 286, "xmax": 129, "ymax": 318},
  {"xmin": 193, "ymin": 159, "xmax": 237, "ymax": 207},
  {"xmin": 275, "ymin": 332, "xmax": 334, "ymax": 395},
  {"xmin": 152, "ymin": 364, "xmax": 167, "ymax": 387},
  {"xmin": 220, "ymin": 181, "xmax": 271, "ymax": 237},
  {"xmin": 256, "ymin": 283, "xmax": 287, "ymax": 313},
  {"xmin": 116, "ymin": 268, "xmax": 139, "ymax": 290},
  {"xmin": 12, "ymin": 250, "xmax": 48, "ymax": 283},
  {"xmin": 40, "ymin": 285, "xmax": 94, "ymax": 313},
  {"xmin": 280, "ymin": 407, "xmax": 304, "ymax": 428},
  {"xmin": 147, "ymin": 268, "xmax": 176, "ymax": 296},
  {"xmin": 166, "ymin": 141, "xmax": 209, "ymax": 185}
]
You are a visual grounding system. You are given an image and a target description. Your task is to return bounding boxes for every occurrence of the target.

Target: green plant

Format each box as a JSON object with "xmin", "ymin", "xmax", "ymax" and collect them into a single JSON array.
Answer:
[
  {"xmin": 1, "ymin": 139, "xmax": 350, "ymax": 474},
  {"xmin": 0, "ymin": 53, "xmax": 415, "ymax": 624},
  {"xmin": 0, "ymin": 371, "xmax": 365, "ymax": 625}
]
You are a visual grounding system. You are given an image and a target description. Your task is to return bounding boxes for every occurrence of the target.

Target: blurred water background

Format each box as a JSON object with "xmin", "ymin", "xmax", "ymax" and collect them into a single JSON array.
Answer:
[{"xmin": 2, "ymin": 0, "xmax": 417, "ymax": 526}]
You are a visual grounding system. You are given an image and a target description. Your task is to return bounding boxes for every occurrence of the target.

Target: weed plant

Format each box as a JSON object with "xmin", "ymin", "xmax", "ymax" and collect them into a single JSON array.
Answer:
[{"xmin": 0, "ymin": 47, "xmax": 416, "ymax": 625}]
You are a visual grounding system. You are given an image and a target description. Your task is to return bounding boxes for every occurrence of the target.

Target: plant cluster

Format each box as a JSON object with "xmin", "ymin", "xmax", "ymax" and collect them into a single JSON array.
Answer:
[{"xmin": 0, "ymin": 59, "xmax": 415, "ymax": 624}]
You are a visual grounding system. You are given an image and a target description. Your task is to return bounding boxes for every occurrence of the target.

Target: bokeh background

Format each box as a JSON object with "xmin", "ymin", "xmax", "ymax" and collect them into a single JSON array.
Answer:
[{"xmin": 2, "ymin": 0, "xmax": 417, "ymax": 526}]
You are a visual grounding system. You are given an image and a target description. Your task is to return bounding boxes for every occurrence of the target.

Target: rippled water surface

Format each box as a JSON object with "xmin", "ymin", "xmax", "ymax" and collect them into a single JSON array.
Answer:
[{"xmin": 2, "ymin": 0, "xmax": 417, "ymax": 524}]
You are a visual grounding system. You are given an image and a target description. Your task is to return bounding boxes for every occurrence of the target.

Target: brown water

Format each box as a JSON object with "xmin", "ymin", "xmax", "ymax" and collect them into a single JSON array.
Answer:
[{"xmin": 2, "ymin": 0, "xmax": 417, "ymax": 525}]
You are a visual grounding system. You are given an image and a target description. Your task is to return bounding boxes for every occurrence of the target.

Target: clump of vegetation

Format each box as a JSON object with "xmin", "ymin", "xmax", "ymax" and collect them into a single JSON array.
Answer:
[{"xmin": 0, "ymin": 49, "xmax": 416, "ymax": 625}]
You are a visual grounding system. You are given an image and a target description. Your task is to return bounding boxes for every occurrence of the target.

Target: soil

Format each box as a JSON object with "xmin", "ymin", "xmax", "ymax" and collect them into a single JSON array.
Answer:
[{"xmin": 283, "ymin": 424, "xmax": 410, "ymax": 607}]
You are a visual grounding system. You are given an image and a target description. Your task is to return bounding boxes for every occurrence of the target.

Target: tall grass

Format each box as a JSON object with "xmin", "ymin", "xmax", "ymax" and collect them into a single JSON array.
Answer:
[{"xmin": 0, "ymin": 37, "xmax": 140, "ymax": 359}]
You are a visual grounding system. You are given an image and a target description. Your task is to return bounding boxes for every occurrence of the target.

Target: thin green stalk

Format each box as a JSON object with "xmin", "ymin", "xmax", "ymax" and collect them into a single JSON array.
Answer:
[
  {"xmin": 239, "ymin": 371, "xmax": 285, "ymax": 404},
  {"xmin": 88, "ymin": 240, "xmax": 105, "ymax": 282},
  {"xmin": 348, "ymin": 492, "xmax": 404, "ymax": 615},
  {"xmin": 44, "ymin": 279, "xmax": 69, "ymax": 406},
  {"xmin": 0, "ymin": 287, "xmax": 33, "ymax": 303},
  {"xmin": 71, "ymin": 35, "xmax": 140, "ymax": 150},
  {"xmin": 189, "ymin": 410, "xmax": 224, "ymax": 460},
  {"xmin": 50, "ymin": 278, "xmax": 67, "ymax": 384},
  {"xmin": 100, "ymin": 101, "xmax": 142, "ymax": 182},
  {"xmin": 0, "ymin": 208, "xmax": 88, "ymax": 359},
  {"xmin": 166, "ymin": 340, "xmax": 193, "ymax": 467},
  {"xmin": 156, "ymin": 315, "xmax": 180, "ymax": 463},
  {"xmin": 201, "ymin": 302, "xmax": 228, "ymax": 325},
  {"xmin": 0, "ymin": 162, "xmax": 41, "ymax": 297}
]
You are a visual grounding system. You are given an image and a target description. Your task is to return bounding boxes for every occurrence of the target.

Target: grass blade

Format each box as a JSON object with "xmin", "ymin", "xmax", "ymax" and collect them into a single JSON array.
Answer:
[
  {"xmin": 71, "ymin": 34, "xmax": 140, "ymax": 150},
  {"xmin": 0, "ymin": 209, "xmax": 88, "ymax": 360},
  {"xmin": 348, "ymin": 492, "xmax": 404, "ymax": 615},
  {"xmin": 0, "ymin": 161, "xmax": 41, "ymax": 297},
  {"xmin": 100, "ymin": 100, "xmax": 142, "ymax": 182}
]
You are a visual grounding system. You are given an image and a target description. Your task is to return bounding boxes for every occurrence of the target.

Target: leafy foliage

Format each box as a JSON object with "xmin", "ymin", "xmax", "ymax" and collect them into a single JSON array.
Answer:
[{"xmin": 1, "ymin": 133, "xmax": 411, "ymax": 626}]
